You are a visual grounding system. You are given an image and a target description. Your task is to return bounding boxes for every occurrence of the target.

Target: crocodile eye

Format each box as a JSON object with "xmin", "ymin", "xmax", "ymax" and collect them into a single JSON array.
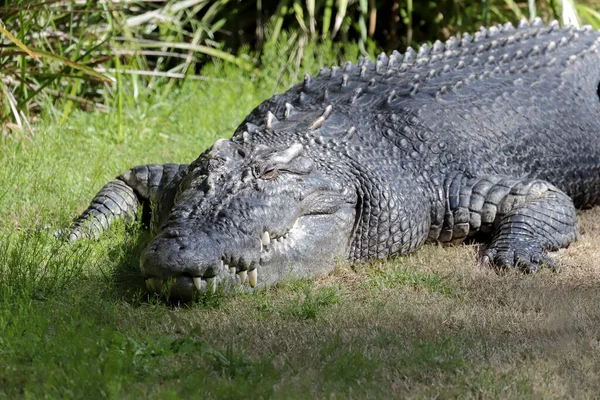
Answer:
[{"xmin": 263, "ymin": 168, "xmax": 278, "ymax": 180}]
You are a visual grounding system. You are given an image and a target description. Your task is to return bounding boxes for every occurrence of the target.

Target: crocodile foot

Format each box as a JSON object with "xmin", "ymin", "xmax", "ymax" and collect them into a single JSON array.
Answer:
[{"xmin": 482, "ymin": 241, "xmax": 559, "ymax": 272}]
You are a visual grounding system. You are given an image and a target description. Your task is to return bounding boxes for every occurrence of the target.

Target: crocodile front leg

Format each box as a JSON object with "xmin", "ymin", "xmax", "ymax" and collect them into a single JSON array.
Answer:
[
  {"xmin": 483, "ymin": 180, "xmax": 579, "ymax": 270},
  {"xmin": 434, "ymin": 174, "xmax": 579, "ymax": 271},
  {"xmin": 69, "ymin": 163, "xmax": 188, "ymax": 242}
]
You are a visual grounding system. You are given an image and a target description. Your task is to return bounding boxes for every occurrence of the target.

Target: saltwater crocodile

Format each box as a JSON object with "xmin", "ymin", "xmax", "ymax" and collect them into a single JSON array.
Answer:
[{"xmin": 70, "ymin": 19, "xmax": 600, "ymax": 299}]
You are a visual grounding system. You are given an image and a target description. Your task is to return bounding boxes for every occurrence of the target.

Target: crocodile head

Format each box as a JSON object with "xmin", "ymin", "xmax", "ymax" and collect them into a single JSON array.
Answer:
[{"xmin": 141, "ymin": 138, "xmax": 356, "ymax": 300}]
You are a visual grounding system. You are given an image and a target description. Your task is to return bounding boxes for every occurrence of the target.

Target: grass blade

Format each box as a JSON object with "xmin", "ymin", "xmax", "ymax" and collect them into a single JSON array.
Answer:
[
  {"xmin": 577, "ymin": 4, "xmax": 600, "ymax": 28},
  {"xmin": 562, "ymin": 0, "xmax": 581, "ymax": 27},
  {"xmin": 3, "ymin": 47, "xmax": 112, "ymax": 83},
  {"xmin": 368, "ymin": 0, "xmax": 376, "ymax": 37},
  {"xmin": 267, "ymin": 0, "xmax": 291, "ymax": 46},
  {"xmin": 0, "ymin": 80, "xmax": 23, "ymax": 129},
  {"xmin": 503, "ymin": 0, "xmax": 524, "ymax": 20},
  {"xmin": 321, "ymin": 0, "xmax": 334, "ymax": 39},
  {"xmin": 306, "ymin": 0, "xmax": 315, "ymax": 36},
  {"xmin": 358, "ymin": 0, "xmax": 368, "ymax": 56},
  {"xmin": 293, "ymin": 0, "xmax": 309, "ymax": 34},
  {"xmin": 406, "ymin": 0, "xmax": 413, "ymax": 45},
  {"xmin": 0, "ymin": 23, "xmax": 40, "ymax": 61},
  {"xmin": 115, "ymin": 40, "xmax": 253, "ymax": 71},
  {"xmin": 528, "ymin": 0, "xmax": 536, "ymax": 19},
  {"xmin": 331, "ymin": 0, "xmax": 348, "ymax": 39}
]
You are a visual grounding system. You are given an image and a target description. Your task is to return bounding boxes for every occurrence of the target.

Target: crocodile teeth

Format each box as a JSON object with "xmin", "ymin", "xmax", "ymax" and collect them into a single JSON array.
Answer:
[
  {"xmin": 239, "ymin": 270, "xmax": 247, "ymax": 284},
  {"xmin": 246, "ymin": 122, "xmax": 259, "ymax": 133},
  {"xmin": 345, "ymin": 126, "xmax": 356, "ymax": 140},
  {"xmin": 229, "ymin": 266, "xmax": 236, "ymax": 274},
  {"xmin": 192, "ymin": 277, "xmax": 203, "ymax": 291},
  {"xmin": 261, "ymin": 231, "xmax": 271, "ymax": 246},
  {"xmin": 265, "ymin": 111, "xmax": 277, "ymax": 129},
  {"xmin": 284, "ymin": 103, "xmax": 296, "ymax": 118},
  {"xmin": 341, "ymin": 74, "xmax": 349, "ymax": 87},
  {"xmin": 206, "ymin": 277, "xmax": 216, "ymax": 293},
  {"xmin": 309, "ymin": 116, "xmax": 325, "ymax": 130},
  {"xmin": 292, "ymin": 218, "xmax": 299, "ymax": 229},
  {"xmin": 249, "ymin": 269, "xmax": 258, "ymax": 287}
]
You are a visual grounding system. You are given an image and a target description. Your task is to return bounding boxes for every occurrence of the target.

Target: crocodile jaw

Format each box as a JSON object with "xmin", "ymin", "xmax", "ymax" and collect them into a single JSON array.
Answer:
[{"xmin": 141, "ymin": 207, "xmax": 355, "ymax": 300}]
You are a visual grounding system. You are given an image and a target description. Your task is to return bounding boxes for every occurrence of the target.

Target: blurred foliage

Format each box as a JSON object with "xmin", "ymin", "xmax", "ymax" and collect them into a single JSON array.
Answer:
[{"xmin": 0, "ymin": 0, "xmax": 599, "ymax": 130}]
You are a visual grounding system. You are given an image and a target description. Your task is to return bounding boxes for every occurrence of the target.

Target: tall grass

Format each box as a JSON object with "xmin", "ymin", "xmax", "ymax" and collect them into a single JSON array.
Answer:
[
  {"xmin": 0, "ymin": 232, "xmax": 90, "ymax": 301},
  {"xmin": 0, "ymin": 0, "xmax": 253, "ymax": 131},
  {"xmin": 0, "ymin": 0, "xmax": 599, "ymax": 133}
]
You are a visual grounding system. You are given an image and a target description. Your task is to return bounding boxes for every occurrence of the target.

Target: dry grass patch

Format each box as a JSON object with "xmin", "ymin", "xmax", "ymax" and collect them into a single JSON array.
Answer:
[{"xmin": 128, "ymin": 209, "xmax": 600, "ymax": 397}]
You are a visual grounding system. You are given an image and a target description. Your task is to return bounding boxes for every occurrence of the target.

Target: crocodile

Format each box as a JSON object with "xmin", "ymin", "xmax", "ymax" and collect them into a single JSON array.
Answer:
[{"xmin": 70, "ymin": 19, "xmax": 600, "ymax": 300}]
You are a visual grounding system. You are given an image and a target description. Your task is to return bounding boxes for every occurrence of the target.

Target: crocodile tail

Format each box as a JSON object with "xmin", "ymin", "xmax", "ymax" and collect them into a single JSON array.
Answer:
[{"xmin": 68, "ymin": 163, "xmax": 186, "ymax": 242}]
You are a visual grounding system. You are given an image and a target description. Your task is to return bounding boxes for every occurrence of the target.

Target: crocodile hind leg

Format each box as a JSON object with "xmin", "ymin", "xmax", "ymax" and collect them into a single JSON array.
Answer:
[
  {"xmin": 436, "ymin": 174, "xmax": 579, "ymax": 271},
  {"xmin": 69, "ymin": 163, "xmax": 188, "ymax": 242}
]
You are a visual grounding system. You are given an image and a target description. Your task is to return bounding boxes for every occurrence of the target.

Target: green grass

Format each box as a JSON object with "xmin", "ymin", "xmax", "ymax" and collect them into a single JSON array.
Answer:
[
  {"xmin": 2, "ymin": 40, "xmax": 600, "ymax": 399},
  {"xmin": 358, "ymin": 259, "xmax": 454, "ymax": 297}
]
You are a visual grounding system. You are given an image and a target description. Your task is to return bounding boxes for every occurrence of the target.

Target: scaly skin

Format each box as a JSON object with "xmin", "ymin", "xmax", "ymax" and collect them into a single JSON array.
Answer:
[{"xmin": 70, "ymin": 19, "xmax": 600, "ymax": 299}]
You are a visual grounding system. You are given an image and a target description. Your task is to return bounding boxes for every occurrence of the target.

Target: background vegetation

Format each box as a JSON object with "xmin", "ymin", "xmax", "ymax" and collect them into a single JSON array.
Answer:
[
  {"xmin": 1, "ymin": 0, "xmax": 600, "ymax": 398},
  {"xmin": 1, "ymin": 0, "xmax": 600, "ymax": 132}
]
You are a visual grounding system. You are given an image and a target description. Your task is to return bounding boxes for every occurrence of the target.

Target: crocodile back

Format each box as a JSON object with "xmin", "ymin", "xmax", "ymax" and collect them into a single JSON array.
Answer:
[{"xmin": 234, "ymin": 21, "xmax": 600, "ymax": 208}]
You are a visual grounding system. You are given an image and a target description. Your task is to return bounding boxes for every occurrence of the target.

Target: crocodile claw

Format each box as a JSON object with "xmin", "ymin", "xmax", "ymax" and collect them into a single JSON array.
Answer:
[{"xmin": 483, "ymin": 242, "xmax": 559, "ymax": 273}]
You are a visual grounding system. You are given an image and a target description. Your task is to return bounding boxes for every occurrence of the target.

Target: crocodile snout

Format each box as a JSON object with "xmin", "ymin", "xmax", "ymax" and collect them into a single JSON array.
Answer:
[
  {"xmin": 140, "ymin": 230, "xmax": 225, "ymax": 299},
  {"xmin": 140, "ymin": 227, "xmax": 268, "ymax": 299}
]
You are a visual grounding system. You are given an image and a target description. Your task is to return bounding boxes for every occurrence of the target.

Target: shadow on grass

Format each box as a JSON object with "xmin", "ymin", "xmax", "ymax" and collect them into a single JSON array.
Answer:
[{"xmin": 94, "ymin": 224, "xmax": 153, "ymax": 305}]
